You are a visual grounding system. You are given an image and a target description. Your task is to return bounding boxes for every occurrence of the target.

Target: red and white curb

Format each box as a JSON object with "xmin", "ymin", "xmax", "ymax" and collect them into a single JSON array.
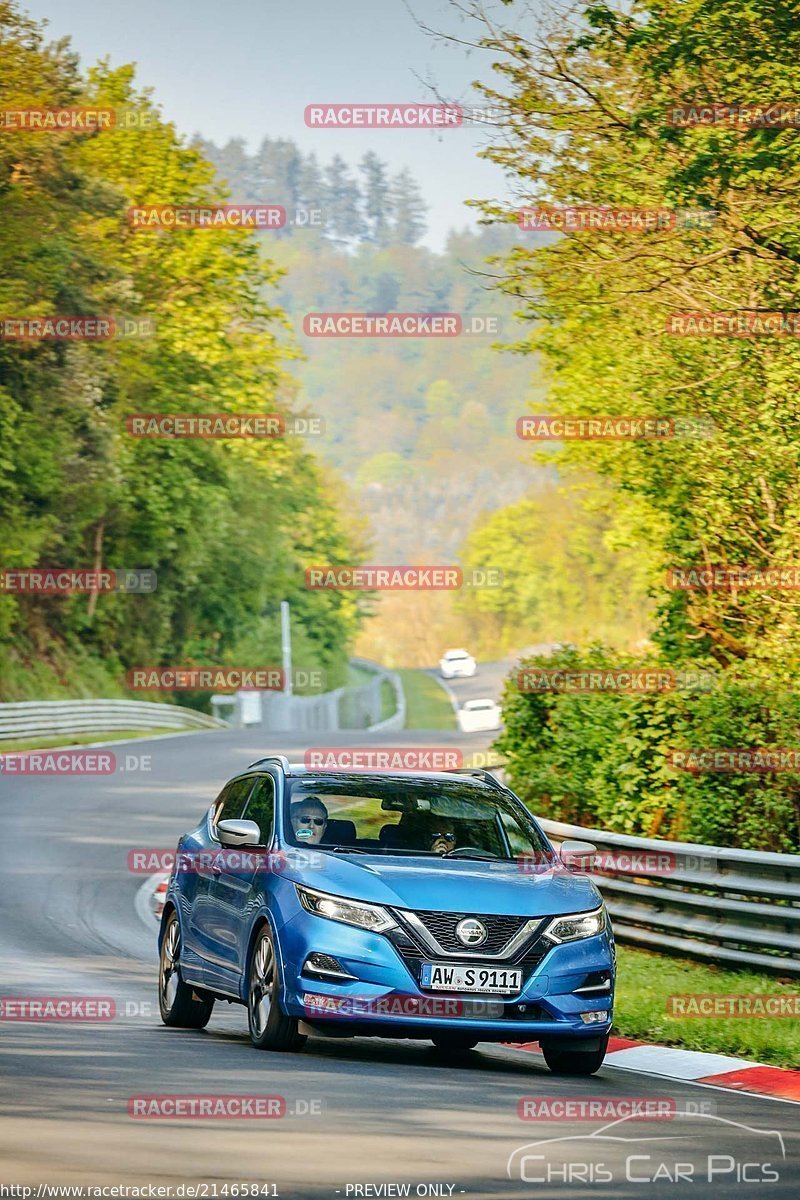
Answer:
[
  {"xmin": 132, "ymin": 879, "xmax": 798, "ymax": 1104},
  {"xmin": 135, "ymin": 871, "xmax": 170, "ymax": 931},
  {"xmin": 510, "ymin": 1036, "xmax": 800, "ymax": 1103}
]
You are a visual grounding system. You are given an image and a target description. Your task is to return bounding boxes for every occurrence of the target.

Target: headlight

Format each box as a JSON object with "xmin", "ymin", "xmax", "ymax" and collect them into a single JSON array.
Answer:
[
  {"xmin": 296, "ymin": 885, "xmax": 396, "ymax": 933},
  {"xmin": 543, "ymin": 905, "xmax": 607, "ymax": 943}
]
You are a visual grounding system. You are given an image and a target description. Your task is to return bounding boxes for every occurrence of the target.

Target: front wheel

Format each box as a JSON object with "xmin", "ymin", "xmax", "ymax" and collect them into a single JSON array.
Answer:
[
  {"xmin": 158, "ymin": 913, "xmax": 214, "ymax": 1028},
  {"xmin": 541, "ymin": 1033, "xmax": 609, "ymax": 1076},
  {"xmin": 247, "ymin": 924, "xmax": 307, "ymax": 1051}
]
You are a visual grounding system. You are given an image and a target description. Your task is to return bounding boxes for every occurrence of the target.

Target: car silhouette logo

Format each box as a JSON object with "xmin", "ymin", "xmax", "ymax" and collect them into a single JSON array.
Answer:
[{"xmin": 456, "ymin": 918, "xmax": 487, "ymax": 946}]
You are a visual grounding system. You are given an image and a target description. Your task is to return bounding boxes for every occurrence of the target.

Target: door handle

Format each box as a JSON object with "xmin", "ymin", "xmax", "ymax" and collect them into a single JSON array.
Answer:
[{"xmin": 211, "ymin": 858, "xmax": 224, "ymax": 873}]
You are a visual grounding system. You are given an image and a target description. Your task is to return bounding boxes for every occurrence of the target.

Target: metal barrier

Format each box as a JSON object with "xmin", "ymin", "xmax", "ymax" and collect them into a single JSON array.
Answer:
[
  {"xmin": 255, "ymin": 659, "xmax": 405, "ymax": 733},
  {"xmin": 0, "ymin": 699, "xmax": 226, "ymax": 742},
  {"xmin": 537, "ymin": 816, "xmax": 800, "ymax": 977}
]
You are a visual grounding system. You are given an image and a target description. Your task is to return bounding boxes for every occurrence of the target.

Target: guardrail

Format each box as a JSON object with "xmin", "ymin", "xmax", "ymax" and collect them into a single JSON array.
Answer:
[
  {"xmin": 350, "ymin": 657, "xmax": 405, "ymax": 733},
  {"xmin": 537, "ymin": 816, "xmax": 800, "ymax": 977},
  {"xmin": 0, "ymin": 699, "xmax": 226, "ymax": 742},
  {"xmin": 252, "ymin": 658, "xmax": 405, "ymax": 733}
]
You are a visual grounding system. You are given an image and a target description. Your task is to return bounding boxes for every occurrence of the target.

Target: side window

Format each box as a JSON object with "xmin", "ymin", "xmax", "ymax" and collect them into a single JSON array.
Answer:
[
  {"xmin": 242, "ymin": 775, "xmax": 276, "ymax": 845},
  {"xmin": 213, "ymin": 777, "xmax": 255, "ymax": 831},
  {"xmin": 499, "ymin": 810, "xmax": 533, "ymax": 857}
]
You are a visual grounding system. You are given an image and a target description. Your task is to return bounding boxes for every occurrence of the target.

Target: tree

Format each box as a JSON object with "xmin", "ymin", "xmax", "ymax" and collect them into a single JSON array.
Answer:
[
  {"xmin": 322, "ymin": 154, "xmax": 365, "ymax": 243},
  {"xmin": 390, "ymin": 167, "xmax": 427, "ymax": 245},
  {"xmin": 360, "ymin": 151, "xmax": 393, "ymax": 246},
  {"xmin": 463, "ymin": 0, "xmax": 800, "ymax": 683}
]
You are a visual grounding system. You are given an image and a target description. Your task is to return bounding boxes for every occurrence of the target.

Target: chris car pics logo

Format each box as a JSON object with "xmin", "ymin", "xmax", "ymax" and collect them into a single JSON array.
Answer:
[{"xmin": 507, "ymin": 1112, "xmax": 785, "ymax": 1185}]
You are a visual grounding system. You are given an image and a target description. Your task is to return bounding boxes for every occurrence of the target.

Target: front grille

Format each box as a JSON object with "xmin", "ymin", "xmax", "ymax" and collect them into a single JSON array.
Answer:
[
  {"xmin": 409, "ymin": 910, "xmax": 527, "ymax": 954},
  {"xmin": 387, "ymin": 914, "xmax": 552, "ymax": 996}
]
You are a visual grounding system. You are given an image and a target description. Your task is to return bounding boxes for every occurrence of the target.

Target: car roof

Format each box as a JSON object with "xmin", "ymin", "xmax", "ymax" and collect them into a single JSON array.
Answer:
[{"xmin": 245, "ymin": 758, "xmax": 506, "ymax": 790}]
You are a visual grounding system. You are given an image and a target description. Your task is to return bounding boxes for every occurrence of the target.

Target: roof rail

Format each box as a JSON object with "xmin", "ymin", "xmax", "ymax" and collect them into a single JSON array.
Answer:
[
  {"xmin": 447, "ymin": 767, "xmax": 506, "ymax": 791},
  {"xmin": 247, "ymin": 754, "xmax": 291, "ymax": 772}
]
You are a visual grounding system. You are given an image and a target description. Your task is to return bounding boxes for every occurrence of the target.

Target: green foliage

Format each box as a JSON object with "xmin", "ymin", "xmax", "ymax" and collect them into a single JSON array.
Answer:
[
  {"xmin": 468, "ymin": 0, "xmax": 800, "ymax": 680},
  {"xmin": 0, "ymin": 4, "xmax": 364, "ymax": 701},
  {"xmin": 458, "ymin": 0, "xmax": 800, "ymax": 849},
  {"xmin": 459, "ymin": 479, "xmax": 664, "ymax": 650},
  {"xmin": 497, "ymin": 646, "xmax": 800, "ymax": 851}
]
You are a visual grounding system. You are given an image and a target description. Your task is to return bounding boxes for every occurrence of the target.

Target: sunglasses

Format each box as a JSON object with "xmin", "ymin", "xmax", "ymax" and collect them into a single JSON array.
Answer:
[
  {"xmin": 296, "ymin": 816, "xmax": 326, "ymax": 827},
  {"xmin": 431, "ymin": 831, "xmax": 456, "ymax": 840}
]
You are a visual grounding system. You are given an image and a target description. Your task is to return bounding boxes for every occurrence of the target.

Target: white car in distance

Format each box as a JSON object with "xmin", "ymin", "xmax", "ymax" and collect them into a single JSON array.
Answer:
[
  {"xmin": 439, "ymin": 648, "xmax": 477, "ymax": 678},
  {"xmin": 457, "ymin": 697, "xmax": 502, "ymax": 733}
]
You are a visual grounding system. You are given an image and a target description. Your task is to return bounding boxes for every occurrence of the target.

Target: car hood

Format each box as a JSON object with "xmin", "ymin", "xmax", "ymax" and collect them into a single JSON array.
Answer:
[{"xmin": 280, "ymin": 851, "xmax": 602, "ymax": 917}]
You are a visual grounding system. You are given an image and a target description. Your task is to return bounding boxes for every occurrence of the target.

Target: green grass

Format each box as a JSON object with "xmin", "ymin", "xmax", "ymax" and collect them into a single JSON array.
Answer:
[
  {"xmin": 379, "ymin": 677, "xmax": 396, "ymax": 721},
  {"xmin": 346, "ymin": 662, "xmax": 377, "ymax": 689},
  {"xmin": 614, "ymin": 945, "xmax": 800, "ymax": 1068},
  {"xmin": 0, "ymin": 728, "xmax": 196, "ymax": 752},
  {"xmin": 397, "ymin": 669, "xmax": 457, "ymax": 730}
]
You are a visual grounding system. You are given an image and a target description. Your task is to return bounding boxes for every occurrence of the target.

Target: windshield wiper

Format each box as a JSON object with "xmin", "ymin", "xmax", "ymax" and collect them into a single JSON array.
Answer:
[
  {"xmin": 441, "ymin": 850, "xmax": 504, "ymax": 861},
  {"xmin": 325, "ymin": 845, "xmax": 375, "ymax": 854}
]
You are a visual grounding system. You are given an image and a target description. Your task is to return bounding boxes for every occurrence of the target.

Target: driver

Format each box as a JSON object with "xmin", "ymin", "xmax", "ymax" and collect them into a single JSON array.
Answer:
[
  {"xmin": 430, "ymin": 819, "xmax": 457, "ymax": 855},
  {"xmin": 290, "ymin": 796, "xmax": 328, "ymax": 845}
]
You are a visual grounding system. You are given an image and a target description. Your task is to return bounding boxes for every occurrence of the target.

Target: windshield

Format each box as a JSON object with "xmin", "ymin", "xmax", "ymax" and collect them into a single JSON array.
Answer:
[{"xmin": 283, "ymin": 773, "xmax": 554, "ymax": 861}]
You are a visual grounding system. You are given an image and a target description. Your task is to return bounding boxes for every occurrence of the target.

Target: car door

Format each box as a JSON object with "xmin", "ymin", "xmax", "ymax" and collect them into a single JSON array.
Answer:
[
  {"xmin": 185, "ymin": 775, "xmax": 256, "ymax": 979},
  {"xmin": 203, "ymin": 772, "xmax": 277, "ymax": 992}
]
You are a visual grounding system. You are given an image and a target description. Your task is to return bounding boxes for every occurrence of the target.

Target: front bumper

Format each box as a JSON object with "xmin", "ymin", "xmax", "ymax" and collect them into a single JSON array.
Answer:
[{"xmin": 279, "ymin": 908, "xmax": 614, "ymax": 1042}]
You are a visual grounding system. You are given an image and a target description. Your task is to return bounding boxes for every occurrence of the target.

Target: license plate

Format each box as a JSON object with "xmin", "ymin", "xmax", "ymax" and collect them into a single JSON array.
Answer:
[{"xmin": 420, "ymin": 962, "xmax": 522, "ymax": 994}]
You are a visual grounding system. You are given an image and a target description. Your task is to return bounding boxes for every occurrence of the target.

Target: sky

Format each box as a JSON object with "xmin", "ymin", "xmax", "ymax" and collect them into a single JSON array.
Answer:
[{"xmin": 23, "ymin": 0, "xmax": 527, "ymax": 249}]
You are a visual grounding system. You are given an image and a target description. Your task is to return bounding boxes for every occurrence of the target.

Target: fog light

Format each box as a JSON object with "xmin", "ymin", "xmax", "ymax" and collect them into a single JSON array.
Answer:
[
  {"xmin": 580, "ymin": 1009, "xmax": 609, "ymax": 1024},
  {"xmin": 303, "ymin": 953, "xmax": 356, "ymax": 980}
]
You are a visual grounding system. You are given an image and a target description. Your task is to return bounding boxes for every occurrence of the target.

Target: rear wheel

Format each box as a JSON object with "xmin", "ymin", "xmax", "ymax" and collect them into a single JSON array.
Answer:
[
  {"xmin": 430, "ymin": 1033, "xmax": 479, "ymax": 1054},
  {"xmin": 158, "ymin": 913, "xmax": 214, "ymax": 1028},
  {"xmin": 541, "ymin": 1034, "xmax": 609, "ymax": 1076},
  {"xmin": 247, "ymin": 924, "xmax": 307, "ymax": 1052}
]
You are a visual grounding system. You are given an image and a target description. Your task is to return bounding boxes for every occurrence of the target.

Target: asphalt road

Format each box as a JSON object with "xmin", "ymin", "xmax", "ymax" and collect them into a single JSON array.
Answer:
[
  {"xmin": 430, "ymin": 644, "xmax": 566, "ymax": 705},
  {"xmin": 0, "ymin": 725, "xmax": 797, "ymax": 1198}
]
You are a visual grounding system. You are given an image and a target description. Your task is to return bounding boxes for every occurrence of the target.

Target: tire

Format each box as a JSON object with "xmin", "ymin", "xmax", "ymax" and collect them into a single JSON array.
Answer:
[
  {"xmin": 541, "ymin": 1034, "xmax": 609, "ymax": 1076},
  {"xmin": 158, "ymin": 912, "xmax": 214, "ymax": 1028},
  {"xmin": 247, "ymin": 924, "xmax": 307, "ymax": 1052},
  {"xmin": 431, "ymin": 1033, "xmax": 479, "ymax": 1054}
]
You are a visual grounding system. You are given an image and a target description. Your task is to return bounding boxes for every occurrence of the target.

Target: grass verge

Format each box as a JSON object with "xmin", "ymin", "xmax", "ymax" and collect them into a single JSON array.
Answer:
[
  {"xmin": 0, "ymin": 728, "xmax": 194, "ymax": 753},
  {"xmin": 614, "ymin": 944, "xmax": 799, "ymax": 1069},
  {"xmin": 398, "ymin": 669, "xmax": 456, "ymax": 730}
]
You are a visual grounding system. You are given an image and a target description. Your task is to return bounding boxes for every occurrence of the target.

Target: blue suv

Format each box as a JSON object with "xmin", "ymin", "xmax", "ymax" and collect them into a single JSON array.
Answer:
[{"xmin": 158, "ymin": 757, "xmax": 614, "ymax": 1074}]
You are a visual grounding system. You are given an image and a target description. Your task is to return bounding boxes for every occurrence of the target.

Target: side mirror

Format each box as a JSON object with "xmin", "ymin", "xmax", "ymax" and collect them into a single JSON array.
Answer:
[
  {"xmin": 217, "ymin": 818, "xmax": 262, "ymax": 847},
  {"xmin": 560, "ymin": 839, "xmax": 597, "ymax": 871}
]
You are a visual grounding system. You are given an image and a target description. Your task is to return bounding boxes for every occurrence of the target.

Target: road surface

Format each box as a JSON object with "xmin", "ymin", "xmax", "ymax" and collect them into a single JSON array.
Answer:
[{"xmin": 0, "ymin": 726, "xmax": 797, "ymax": 1197}]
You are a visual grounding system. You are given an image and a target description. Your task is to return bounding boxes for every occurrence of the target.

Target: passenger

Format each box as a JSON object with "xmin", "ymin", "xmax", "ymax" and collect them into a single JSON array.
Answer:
[{"xmin": 290, "ymin": 797, "xmax": 328, "ymax": 845}]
